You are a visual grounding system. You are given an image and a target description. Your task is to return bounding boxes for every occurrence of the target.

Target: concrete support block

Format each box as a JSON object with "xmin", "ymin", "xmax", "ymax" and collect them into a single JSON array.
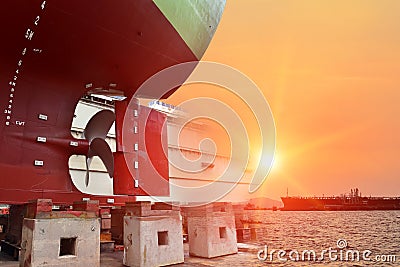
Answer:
[
  {"xmin": 73, "ymin": 200, "xmax": 100, "ymax": 212},
  {"xmin": 19, "ymin": 199, "xmax": 100, "ymax": 267},
  {"xmin": 123, "ymin": 202, "xmax": 184, "ymax": 267},
  {"xmin": 185, "ymin": 202, "xmax": 238, "ymax": 258},
  {"xmin": 232, "ymin": 204, "xmax": 249, "ymax": 229},
  {"xmin": 26, "ymin": 199, "xmax": 52, "ymax": 219},
  {"xmin": 236, "ymin": 228, "xmax": 251, "ymax": 243},
  {"xmin": 151, "ymin": 202, "xmax": 180, "ymax": 211},
  {"xmin": 125, "ymin": 201, "xmax": 152, "ymax": 217},
  {"xmin": 20, "ymin": 218, "xmax": 100, "ymax": 267}
]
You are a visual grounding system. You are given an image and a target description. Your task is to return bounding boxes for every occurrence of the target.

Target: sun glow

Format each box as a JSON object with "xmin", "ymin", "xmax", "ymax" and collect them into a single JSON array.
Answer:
[{"xmin": 271, "ymin": 154, "xmax": 279, "ymax": 172}]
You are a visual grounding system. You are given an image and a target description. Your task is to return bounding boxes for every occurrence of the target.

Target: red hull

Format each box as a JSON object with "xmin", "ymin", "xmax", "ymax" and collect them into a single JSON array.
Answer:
[{"xmin": 0, "ymin": 1, "xmax": 200, "ymax": 204}]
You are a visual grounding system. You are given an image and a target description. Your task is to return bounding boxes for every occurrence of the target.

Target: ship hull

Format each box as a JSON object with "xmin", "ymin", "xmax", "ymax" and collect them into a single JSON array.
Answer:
[
  {"xmin": 0, "ymin": 0, "xmax": 225, "ymax": 204},
  {"xmin": 281, "ymin": 196, "xmax": 400, "ymax": 211}
]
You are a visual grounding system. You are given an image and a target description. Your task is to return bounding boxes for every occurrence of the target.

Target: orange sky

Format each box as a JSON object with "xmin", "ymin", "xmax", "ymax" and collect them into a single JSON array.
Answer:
[{"xmin": 169, "ymin": 0, "xmax": 400, "ymax": 200}]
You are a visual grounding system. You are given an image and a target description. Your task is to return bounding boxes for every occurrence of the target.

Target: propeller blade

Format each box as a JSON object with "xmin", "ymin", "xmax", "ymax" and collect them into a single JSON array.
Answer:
[
  {"xmin": 85, "ymin": 157, "xmax": 93, "ymax": 186},
  {"xmin": 83, "ymin": 110, "xmax": 115, "ymax": 142},
  {"xmin": 83, "ymin": 109, "xmax": 115, "ymax": 186},
  {"xmin": 89, "ymin": 138, "xmax": 114, "ymax": 179}
]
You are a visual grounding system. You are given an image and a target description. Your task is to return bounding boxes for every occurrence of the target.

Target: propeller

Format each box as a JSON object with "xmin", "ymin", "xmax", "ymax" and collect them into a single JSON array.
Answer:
[{"xmin": 83, "ymin": 109, "xmax": 115, "ymax": 186}]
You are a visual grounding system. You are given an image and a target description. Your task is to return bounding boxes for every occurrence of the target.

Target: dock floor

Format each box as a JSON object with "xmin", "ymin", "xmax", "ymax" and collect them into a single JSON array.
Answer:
[{"xmin": 0, "ymin": 243, "xmax": 260, "ymax": 266}]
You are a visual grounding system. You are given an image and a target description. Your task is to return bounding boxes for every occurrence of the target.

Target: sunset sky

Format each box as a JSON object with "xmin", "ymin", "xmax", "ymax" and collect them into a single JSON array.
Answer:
[{"xmin": 169, "ymin": 0, "xmax": 400, "ymax": 200}]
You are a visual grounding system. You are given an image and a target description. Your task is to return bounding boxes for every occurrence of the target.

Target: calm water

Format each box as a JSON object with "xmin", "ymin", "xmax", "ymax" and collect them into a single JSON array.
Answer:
[
  {"xmin": 1, "ymin": 210, "xmax": 399, "ymax": 266},
  {"xmin": 244, "ymin": 210, "xmax": 400, "ymax": 266}
]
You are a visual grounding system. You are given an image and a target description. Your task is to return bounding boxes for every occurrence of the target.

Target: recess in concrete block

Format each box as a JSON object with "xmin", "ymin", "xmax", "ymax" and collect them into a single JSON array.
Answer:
[
  {"xmin": 219, "ymin": 227, "xmax": 227, "ymax": 239},
  {"xmin": 158, "ymin": 231, "xmax": 169, "ymax": 246},
  {"xmin": 59, "ymin": 237, "xmax": 77, "ymax": 257}
]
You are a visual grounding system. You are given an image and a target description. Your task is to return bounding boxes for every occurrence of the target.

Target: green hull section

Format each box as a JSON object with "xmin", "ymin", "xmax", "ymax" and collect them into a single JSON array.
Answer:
[{"xmin": 153, "ymin": 0, "xmax": 226, "ymax": 59}]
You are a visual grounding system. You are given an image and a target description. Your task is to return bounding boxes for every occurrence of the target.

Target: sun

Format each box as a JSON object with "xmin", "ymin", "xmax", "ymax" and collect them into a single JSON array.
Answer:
[{"xmin": 270, "ymin": 154, "xmax": 280, "ymax": 172}]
